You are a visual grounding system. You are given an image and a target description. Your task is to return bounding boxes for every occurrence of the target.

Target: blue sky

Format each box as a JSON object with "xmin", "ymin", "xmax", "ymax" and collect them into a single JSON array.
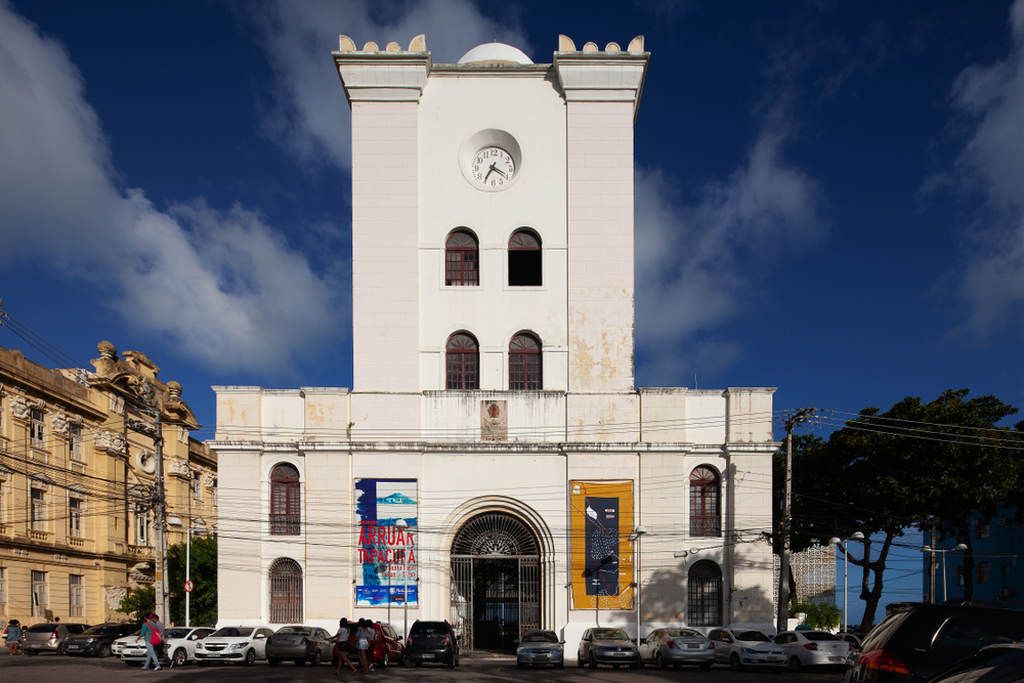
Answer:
[{"xmin": 2, "ymin": 1, "xmax": 1023, "ymax": 625}]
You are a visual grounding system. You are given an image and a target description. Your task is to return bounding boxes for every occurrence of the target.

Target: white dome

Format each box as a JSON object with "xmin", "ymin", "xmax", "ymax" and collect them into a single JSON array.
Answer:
[{"xmin": 457, "ymin": 42, "xmax": 533, "ymax": 65}]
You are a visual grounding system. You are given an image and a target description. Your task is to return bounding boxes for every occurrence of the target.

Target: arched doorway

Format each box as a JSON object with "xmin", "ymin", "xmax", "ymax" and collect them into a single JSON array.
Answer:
[{"xmin": 450, "ymin": 512, "xmax": 540, "ymax": 653}]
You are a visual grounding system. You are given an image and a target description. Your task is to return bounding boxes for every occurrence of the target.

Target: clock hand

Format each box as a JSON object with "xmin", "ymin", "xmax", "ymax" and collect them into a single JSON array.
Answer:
[
  {"xmin": 492, "ymin": 167, "xmax": 507, "ymax": 179},
  {"xmin": 485, "ymin": 163, "xmax": 496, "ymax": 181}
]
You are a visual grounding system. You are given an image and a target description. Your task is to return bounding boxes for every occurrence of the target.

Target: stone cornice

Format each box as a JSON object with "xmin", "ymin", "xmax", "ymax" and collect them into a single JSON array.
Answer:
[
  {"xmin": 208, "ymin": 439, "xmax": 778, "ymax": 455},
  {"xmin": 332, "ymin": 52, "xmax": 431, "ymax": 104}
]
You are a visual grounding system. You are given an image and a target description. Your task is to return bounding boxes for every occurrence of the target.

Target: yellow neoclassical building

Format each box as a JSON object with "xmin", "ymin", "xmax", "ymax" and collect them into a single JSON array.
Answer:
[{"xmin": 0, "ymin": 341, "xmax": 216, "ymax": 626}]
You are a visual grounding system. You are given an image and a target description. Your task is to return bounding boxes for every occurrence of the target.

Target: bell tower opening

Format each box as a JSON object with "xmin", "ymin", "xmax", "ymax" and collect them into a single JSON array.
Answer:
[{"xmin": 450, "ymin": 512, "xmax": 541, "ymax": 653}]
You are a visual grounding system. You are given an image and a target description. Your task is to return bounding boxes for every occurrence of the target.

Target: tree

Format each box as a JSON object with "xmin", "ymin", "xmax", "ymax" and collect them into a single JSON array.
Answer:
[
  {"xmin": 790, "ymin": 601, "xmax": 841, "ymax": 630},
  {"xmin": 778, "ymin": 390, "xmax": 1023, "ymax": 630},
  {"xmin": 119, "ymin": 586, "xmax": 154, "ymax": 622},
  {"xmin": 167, "ymin": 535, "xmax": 217, "ymax": 626}
]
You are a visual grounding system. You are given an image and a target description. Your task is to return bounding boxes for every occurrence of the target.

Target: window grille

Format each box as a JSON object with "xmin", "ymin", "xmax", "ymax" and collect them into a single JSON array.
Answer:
[
  {"xmin": 509, "ymin": 333, "xmax": 542, "ymax": 390},
  {"xmin": 508, "ymin": 229, "xmax": 542, "ymax": 286},
  {"xmin": 687, "ymin": 560, "xmax": 722, "ymax": 626},
  {"xmin": 269, "ymin": 558, "xmax": 303, "ymax": 623},
  {"xmin": 270, "ymin": 464, "xmax": 301, "ymax": 535},
  {"xmin": 445, "ymin": 229, "xmax": 479, "ymax": 286},
  {"xmin": 689, "ymin": 466, "xmax": 721, "ymax": 537},
  {"xmin": 446, "ymin": 333, "xmax": 479, "ymax": 390}
]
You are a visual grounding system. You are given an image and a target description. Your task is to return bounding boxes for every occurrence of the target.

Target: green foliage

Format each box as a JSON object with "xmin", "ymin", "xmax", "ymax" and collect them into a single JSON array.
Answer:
[
  {"xmin": 790, "ymin": 601, "xmax": 841, "ymax": 630},
  {"xmin": 167, "ymin": 535, "xmax": 218, "ymax": 626},
  {"xmin": 119, "ymin": 586, "xmax": 154, "ymax": 622}
]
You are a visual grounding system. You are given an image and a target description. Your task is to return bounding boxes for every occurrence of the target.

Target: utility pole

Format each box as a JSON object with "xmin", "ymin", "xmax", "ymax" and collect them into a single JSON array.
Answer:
[{"xmin": 777, "ymin": 407, "xmax": 815, "ymax": 635}]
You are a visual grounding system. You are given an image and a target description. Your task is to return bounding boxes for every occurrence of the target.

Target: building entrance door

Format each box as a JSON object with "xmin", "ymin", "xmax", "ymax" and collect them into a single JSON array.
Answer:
[{"xmin": 450, "ymin": 512, "xmax": 540, "ymax": 653}]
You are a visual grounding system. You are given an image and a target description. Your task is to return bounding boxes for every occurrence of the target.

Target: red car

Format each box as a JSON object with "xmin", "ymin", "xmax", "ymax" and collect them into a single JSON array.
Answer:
[{"xmin": 332, "ymin": 622, "xmax": 405, "ymax": 668}]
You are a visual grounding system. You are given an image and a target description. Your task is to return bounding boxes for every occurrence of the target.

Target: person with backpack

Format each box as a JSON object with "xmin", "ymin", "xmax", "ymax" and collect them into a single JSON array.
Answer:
[
  {"xmin": 330, "ymin": 617, "xmax": 358, "ymax": 675},
  {"xmin": 140, "ymin": 612, "xmax": 163, "ymax": 671}
]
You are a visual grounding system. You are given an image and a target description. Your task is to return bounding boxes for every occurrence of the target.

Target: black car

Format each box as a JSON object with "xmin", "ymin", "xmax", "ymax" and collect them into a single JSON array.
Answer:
[
  {"xmin": 266, "ymin": 625, "xmax": 332, "ymax": 666},
  {"xmin": 62, "ymin": 623, "xmax": 139, "ymax": 657},
  {"xmin": 926, "ymin": 643, "xmax": 1024, "ymax": 683},
  {"xmin": 844, "ymin": 603, "xmax": 1024, "ymax": 682},
  {"xmin": 404, "ymin": 620, "xmax": 459, "ymax": 668},
  {"xmin": 577, "ymin": 627, "xmax": 641, "ymax": 669}
]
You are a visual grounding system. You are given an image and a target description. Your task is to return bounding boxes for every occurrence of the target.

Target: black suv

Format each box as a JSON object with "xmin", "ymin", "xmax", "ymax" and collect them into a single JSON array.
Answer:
[
  {"xmin": 844, "ymin": 603, "xmax": 1024, "ymax": 682},
  {"xmin": 404, "ymin": 621, "xmax": 459, "ymax": 668},
  {"xmin": 62, "ymin": 622, "xmax": 139, "ymax": 657}
]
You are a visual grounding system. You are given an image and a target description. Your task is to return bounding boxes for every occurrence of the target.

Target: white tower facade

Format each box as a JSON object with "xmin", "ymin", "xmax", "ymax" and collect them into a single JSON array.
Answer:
[{"xmin": 211, "ymin": 34, "xmax": 779, "ymax": 657}]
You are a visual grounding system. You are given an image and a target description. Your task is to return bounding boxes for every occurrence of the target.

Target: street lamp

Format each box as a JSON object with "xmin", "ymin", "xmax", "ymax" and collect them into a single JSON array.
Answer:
[
  {"xmin": 829, "ymin": 531, "xmax": 865, "ymax": 633},
  {"xmin": 920, "ymin": 543, "xmax": 968, "ymax": 603},
  {"xmin": 628, "ymin": 526, "xmax": 647, "ymax": 641},
  {"xmin": 167, "ymin": 516, "xmax": 207, "ymax": 627}
]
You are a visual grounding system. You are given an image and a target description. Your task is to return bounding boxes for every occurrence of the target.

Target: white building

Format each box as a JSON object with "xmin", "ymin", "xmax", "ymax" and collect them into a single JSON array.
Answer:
[{"xmin": 210, "ymin": 34, "xmax": 779, "ymax": 654}]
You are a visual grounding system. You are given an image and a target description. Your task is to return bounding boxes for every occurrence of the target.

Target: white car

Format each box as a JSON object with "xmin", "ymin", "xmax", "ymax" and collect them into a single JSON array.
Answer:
[
  {"xmin": 194, "ymin": 625, "xmax": 273, "ymax": 666},
  {"xmin": 708, "ymin": 628, "xmax": 786, "ymax": 669},
  {"xmin": 122, "ymin": 626, "xmax": 215, "ymax": 667},
  {"xmin": 774, "ymin": 630, "xmax": 850, "ymax": 670},
  {"xmin": 111, "ymin": 632, "xmax": 142, "ymax": 657}
]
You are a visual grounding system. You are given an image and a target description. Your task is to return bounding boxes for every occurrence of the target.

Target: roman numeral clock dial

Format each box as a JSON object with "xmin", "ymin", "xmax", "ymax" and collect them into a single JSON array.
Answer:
[{"xmin": 470, "ymin": 146, "xmax": 515, "ymax": 190}]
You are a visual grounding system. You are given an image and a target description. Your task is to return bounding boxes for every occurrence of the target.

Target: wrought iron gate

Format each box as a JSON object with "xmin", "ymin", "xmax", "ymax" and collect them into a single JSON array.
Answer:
[
  {"xmin": 450, "ymin": 556, "xmax": 473, "ymax": 651},
  {"xmin": 518, "ymin": 557, "xmax": 540, "ymax": 634}
]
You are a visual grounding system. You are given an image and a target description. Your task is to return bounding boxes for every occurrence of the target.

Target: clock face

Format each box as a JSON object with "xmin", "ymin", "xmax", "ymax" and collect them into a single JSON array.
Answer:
[{"xmin": 470, "ymin": 146, "xmax": 516, "ymax": 190}]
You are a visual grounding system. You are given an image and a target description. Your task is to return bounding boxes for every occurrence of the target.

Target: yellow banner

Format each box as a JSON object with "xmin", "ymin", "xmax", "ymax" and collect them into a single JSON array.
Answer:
[{"xmin": 570, "ymin": 480, "xmax": 634, "ymax": 610}]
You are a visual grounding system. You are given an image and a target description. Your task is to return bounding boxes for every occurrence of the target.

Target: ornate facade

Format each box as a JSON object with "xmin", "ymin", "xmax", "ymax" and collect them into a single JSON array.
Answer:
[{"xmin": 0, "ymin": 342, "xmax": 215, "ymax": 625}]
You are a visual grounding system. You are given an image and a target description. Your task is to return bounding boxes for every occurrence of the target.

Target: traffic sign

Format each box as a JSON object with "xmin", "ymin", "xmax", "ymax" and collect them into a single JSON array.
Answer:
[{"xmin": 184, "ymin": 579, "xmax": 194, "ymax": 593}]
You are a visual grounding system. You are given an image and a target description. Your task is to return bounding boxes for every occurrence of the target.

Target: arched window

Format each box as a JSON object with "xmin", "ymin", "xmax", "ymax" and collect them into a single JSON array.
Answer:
[
  {"xmin": 446, "ymin": 332, "xmax": 479, "ymax": 390},
  {"xmin": 689, "ymin": 466, "xmax": 721, "ymax": 537},
  {"xmin": 270, "ymin": 463, "xmax": 301, "ymax": 535},
  {"xmin": 269, "ymin": 558, "xmax": 303, "ymax": 623},
  {"xmin": 687, "ymin": 560, "xmax": 722, "ymax": 626},
  {"xmin": 445, "ymin": 229, "xmax": 479, "ymax": 286},
  {"xmin": 508, "ymin": 229, "xmax": 541, "ymax": 286},
  {"xmin": 509, "ymin": 332, "xmax": 542, "ymax": 390}
]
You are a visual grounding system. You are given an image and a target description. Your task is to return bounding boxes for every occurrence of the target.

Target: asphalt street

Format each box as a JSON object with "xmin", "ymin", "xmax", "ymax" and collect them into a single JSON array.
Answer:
[{"xmin": 0, "ymin": 651, "xmax": 844, "ymax": 682}]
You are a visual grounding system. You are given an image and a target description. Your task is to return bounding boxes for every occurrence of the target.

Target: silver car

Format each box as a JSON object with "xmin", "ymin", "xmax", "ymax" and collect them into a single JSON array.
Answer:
[
  {"xmin": 639, "ymin": 627, "xmax": 715, "ymax": 669},
  {"xmin": 516, "ymin": 630, "xmax": 563, "ymax": 669},
  {"xmin": 22, "ymin": 623, "xmax": 90, "ymax": 655},
  {"xmin": 708, "ymin": 628, "xmax": 786, "ymax": 669}
]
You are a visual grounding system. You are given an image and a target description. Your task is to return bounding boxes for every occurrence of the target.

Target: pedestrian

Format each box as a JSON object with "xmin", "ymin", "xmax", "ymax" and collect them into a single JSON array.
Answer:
[
  {"xmin": 5, "ymin": 620, "xmax": 22, "ymax": 655},
  {"xmin": 140, "ymin": 612, "xmax": 163, "ymax": 671},
  {"xmin": 355, "ymin": 619, "xmax": 375, "ymax": 673},
  {"xmin": 331, "ymin": 617, "xmax": 358, "ymax": 675}
]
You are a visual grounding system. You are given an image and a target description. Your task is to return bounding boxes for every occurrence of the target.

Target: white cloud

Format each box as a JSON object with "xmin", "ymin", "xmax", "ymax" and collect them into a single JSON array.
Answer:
[
  {"xmin": 635, "ymin": 122, "xmax": 824, "ymax": 384},
  {"xmin": 250, "ymin": 0, "xmax": 529, "ymax": 170},
  {"xmin": 0, "ymin": 4, "xmax": 342, "ymax": 372},
  {"xmin": 949, "ymin": 0, "xmax": 1024, "ymax": 336}
]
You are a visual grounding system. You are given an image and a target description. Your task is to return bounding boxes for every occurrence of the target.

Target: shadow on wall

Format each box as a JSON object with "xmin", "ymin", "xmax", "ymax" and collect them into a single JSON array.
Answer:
[{"xmin": 642, "ymin": 561, "xmax": 775, "ymax": 629}]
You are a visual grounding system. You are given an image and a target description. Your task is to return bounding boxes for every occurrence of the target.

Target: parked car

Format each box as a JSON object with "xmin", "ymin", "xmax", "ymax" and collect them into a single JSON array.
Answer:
[
  {"xmin": 21, "ymin": 622, "xmax": 90, "ymax": 655},
  {"xmin": 639, "ymin": 627, "xmax": 714, "ymax": 669},
  {"xmin": 839, "ymin": 632, "xmax": 863, "ymax": 654},
  {"xmin": 708, "ymin": 628, "xmax": 786, "ymax": 670},
  {"xmin": 369, "ymin": 621, "xmax": 405, "ymax": 667},
  {"xmin": 515, "ymin": 629, "xmax": 564, "ymax": 669},
  {"xmin": 404, "ymin": 620, "xmax": 459, "ymax": 668},
  {"xmin": 775, "ymin": 630, "xmax": 850, "ymax": 670},
  {"xmin": 122, "ymin": 626, "xmax": 214, "ymax": 667},
  {"xmin": 844, "ymin": 603, "xmax": 1024, "ymax": 682},
  {"xmin": 194, "ymin": 625, "xmax": 273, "ymax": 665},
  {"xmin": 926, "ymin": 642, "xmax": 1024, "ymax": 683},
  {"xmin": 111, "ymin": 631, "xmax": 142, "ymax": 657},
  {"xmin": 577, "ymin": 627, "xmax": 641, "ymax": 669},
  {"xmin": 62, "ymin": 623, "xmax": 139, "ymax": 657},
  {"xmin": 266, "ymin": 625, "xmax": 332, "ymax": 666}
]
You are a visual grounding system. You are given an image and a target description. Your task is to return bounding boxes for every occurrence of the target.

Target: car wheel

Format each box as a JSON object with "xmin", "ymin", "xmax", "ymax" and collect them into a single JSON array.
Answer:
[
  {"xmin": 577, "ymin": 652, "xmax": 584, "ymax": 668},
  {"xmin": 789, "ymin": 656, "xmax": 802, "ymax": 672},
  {"xmin": 589, "ymin": 652, "xmax": 598, "ymax": 669},
  {"xmin": 244, "ymin": 649, "xmax": 256, "ymax": 666},
  {"xmin": 382, "ymin": 651, "xmax": 389, "ymax": 668},
  {"xmin": 97, "ymin": 644, "xmax": 111, "ymax": 658},
  {"xmin": 730, "ymin": 652, "xmax": 742, "ymax": 670},
  {"xmin": 172, "ymin": 648, "xmax": 187, "ymax": 667},
  {"xmin": 447, "ymin": 653, "xmax": 456, "ymax": 669},
  {"xmin": 311, "ymin": 649, "xmax": 321, "ymax": 666},
  {"xmin": 656, "ymin": 651, "xmax": 666, "ymax": 669}
]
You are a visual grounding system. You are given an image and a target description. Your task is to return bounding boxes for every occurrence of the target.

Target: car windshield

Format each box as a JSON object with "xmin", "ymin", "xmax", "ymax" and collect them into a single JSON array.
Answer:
[
  {"xmin": 522, "ymin": 631, "xmax": 559, "ymax": 643},
  {"xmin": 164, "ymin": 629, "xmax": 190, "ymax": 640},
  {"xmin": 27, "ymin": 624, "xmax": 57, "ymax": 633},
  {"xmin": 276, "ymin": 627, "xmax": 311, "ymax": 635},
  {"xmin": 211, "ymin": 627, "xmax": 250, "ymax": 638},
  {"xmin": 736, "ymin": 631, "xmax": 770, "ymax": 642},
  {"xmin": 666, "ymin": 629, "xmax": 703, "ymax": 638},
  {"xmin": 84, "ymin": 625, "xmax": 120, "ymax": 635},
  {"xmin": 411, "ymin": 623, "xmax": 447, "ymax": 635},
  {"xmin": 593, "ymin": 629, "xmax": 630, "ymax": 641},
  {"xmin": 805, "ymin": 631, "xmax": 840, "ymax": 641}
]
